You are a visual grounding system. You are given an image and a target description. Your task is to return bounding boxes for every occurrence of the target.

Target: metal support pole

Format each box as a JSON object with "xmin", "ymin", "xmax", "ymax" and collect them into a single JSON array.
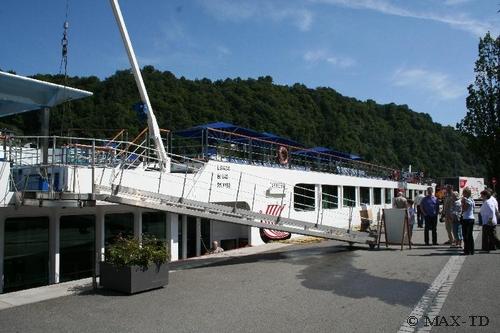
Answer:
[
  {"xmin": 315, "ymin": 185, "xmax": 321, "ymax": 227},
  {"xmin": 50, "ymin": 136, "xmax": 56, "ymax": 194},
  {"xmin": 277, "ymin": 185, "xmax": 286, "ymax": 223},
  {"xmin": 347, "ymin": 206, "xmax": 353, "ymax": 233},
  {"xmin": 109, "ymin": 0, "xmax": 170, "ymax": 171},
  {"xmin": 157, "ymin": 171, "xmax": 162, "ymax": 193},
  {"xmin": 91, "ymin": 140, "xmax": 96, "ymax": 194},
  {"xmin": 42, "ymin": 107, "xmax": 50, "ymax": 165},
  {"xmin": 208, "ymin": 172, "xmax": 214, "ymax": 203},
  {"xmin": 118, "ymin": 153, "xmax": 125, "ymax": 188},
  {"xmin": 179, "ymin": 168, "xmax": 188, "ymax": 202},
  {"xmin": 251, "ymin": 184, "xmax": 256, "ymax": 211},
  {"xmin": 288, "ymin": 194, "xmax": 292, "ymax": 218},
  {"xmin": 249, "ymin": 139, "xmax": 253, "ymax": 163},
  {"xmin": 234, "ymin": 172, "xmax": 242, "ymax": 212},
  {"xmin": 2, "ymin": 135, "xmax": 6, "ymax": 162}
]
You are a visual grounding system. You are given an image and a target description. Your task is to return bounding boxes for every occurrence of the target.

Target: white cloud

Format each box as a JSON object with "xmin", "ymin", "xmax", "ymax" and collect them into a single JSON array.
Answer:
[
  {"xmin": 311, "ymin": 0, "xmax": 495, "ymax": 37},
  {"xmin": 304, "ymin": 50, "xmax": 356, "ymax": 68},
  {"xmin": 392, "ymin": 68, "xmax": 464, "ymax": 100},
  {"xmin": 198, "ymin": 0, "xmax": 314, "ymax": 31}
]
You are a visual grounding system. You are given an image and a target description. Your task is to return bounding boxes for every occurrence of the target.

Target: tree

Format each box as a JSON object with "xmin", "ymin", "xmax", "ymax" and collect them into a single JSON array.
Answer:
[{"xmin": 458, "ymin": 32, "xmax": 500, "ymax": 191}]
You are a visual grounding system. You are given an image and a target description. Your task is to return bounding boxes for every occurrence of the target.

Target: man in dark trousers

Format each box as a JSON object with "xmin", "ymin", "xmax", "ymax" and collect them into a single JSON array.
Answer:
[{"xmin": 420, "ymin": 186, "xmax": 439, "ymax": 245}]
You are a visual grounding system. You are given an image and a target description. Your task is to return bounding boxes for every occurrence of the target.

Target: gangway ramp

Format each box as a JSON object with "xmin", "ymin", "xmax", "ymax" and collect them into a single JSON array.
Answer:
[{"xmin": 94, "ymin": 184, "xmax": 377, "ymax": 247}]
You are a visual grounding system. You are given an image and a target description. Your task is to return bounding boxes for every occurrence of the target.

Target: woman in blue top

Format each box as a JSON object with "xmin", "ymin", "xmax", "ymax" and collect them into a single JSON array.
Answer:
[{"xmin": 461, "ymin": 187, "xmax": 475, "ymax": 255}]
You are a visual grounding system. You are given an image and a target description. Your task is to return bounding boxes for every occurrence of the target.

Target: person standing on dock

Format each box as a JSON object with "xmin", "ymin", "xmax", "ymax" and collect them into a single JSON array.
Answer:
[
  {"xmin": 461, "ymin": 187, "xmax": 475, "ymax": 255},
  {"xmin": 480, "ymin": 189, "xmax": 499, "ymax": 252},
  {"xmin": 421, "ymin": 187, "xmax": 439, "ymax": 246},
  {"xmin": 393, "ymin": 191, "xmax": 407, "ymax": 209},
  {"xmin": 442, "ymin": 185, "xmax": 456, "ymax": 245},
  {"xmin": 415, "ymin": 191, "xmax": 425, "ymax": 228},
  {"xmin": 451, "ymin": 191, "xmax": 463, "ymax": 248}
]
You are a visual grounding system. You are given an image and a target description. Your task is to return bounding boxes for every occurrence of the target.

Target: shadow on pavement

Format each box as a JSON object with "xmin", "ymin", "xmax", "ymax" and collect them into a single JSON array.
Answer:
[
  {"xmin": 178, "ymin": 241, "xmax": 430, "ymax": 307},
  {"xmin": 296, "ymin": 251, "xmax": 429, "ymax": 307}
]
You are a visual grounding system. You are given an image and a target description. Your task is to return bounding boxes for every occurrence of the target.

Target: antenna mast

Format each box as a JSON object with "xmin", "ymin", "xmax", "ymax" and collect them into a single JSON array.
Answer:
[{"xmin": 109, "ymin": 0, "xmax": 170, "ymax": 171}]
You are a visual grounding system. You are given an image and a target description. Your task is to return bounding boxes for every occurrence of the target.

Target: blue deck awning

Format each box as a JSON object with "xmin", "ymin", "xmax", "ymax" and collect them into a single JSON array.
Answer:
[
  {"xmin": 292, "ymin": 146, "xmax": 362, "ymax": 161},
  {"xmin": 174, "ymin": 122, "xmax": 260, "ymax": 138},
  {"xmin": 0, "ymin": 71, "xmax": 93, "ymax": 117},
  {"xmin": 176, "ymin": 122, "xmax": 304, "ymax": 147},
  {"xmin": 175, "ymin": 122, "xmax": 361, "ymax": 160},
  {"xmin": 259, "ymin": 132, "xmax": 304, "ymax": 148}
]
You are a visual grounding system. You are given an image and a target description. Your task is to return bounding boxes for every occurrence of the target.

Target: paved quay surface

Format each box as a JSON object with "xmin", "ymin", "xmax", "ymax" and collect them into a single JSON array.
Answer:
[{"xmin": 0, "ymin": 224, "xmax": 499, "ymax": 333}]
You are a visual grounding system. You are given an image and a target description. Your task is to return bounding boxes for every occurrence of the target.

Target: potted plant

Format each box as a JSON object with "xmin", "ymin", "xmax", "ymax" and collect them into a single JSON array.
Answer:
[{"xmin": 99, "ymin": 235, "xmax": 170, "ymax": 294}]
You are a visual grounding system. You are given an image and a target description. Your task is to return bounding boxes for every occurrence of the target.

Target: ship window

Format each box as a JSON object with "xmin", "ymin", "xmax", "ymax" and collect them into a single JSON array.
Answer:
[
  {"xmin": 322, "ymin": 185, "xmax": 338, "ymax": 209},
  {"xmin": 385, "ymin": 188, "xmax": 392, "ymax": 204},
  {"xmin": 60, "ymin": 215, "xmax": 95, "ymax": 282},
  {"xmin": 374, "ymin": 188, "xmax": 382, "ymax": 205},
  {"xmin": 294, "ymin": 183, "xmax": 316, "ymax": 211},
  {"xmin": 360, "ymin": 187, "xmax": 371, "ymax": 205},
  {"xmin": 142, "ymin": 212, "xmax": 167, "ymax": 242},
  {"xmin": 105, "ymin": 213, "xmax": 134, "ymax": 249},
  {"xmin": 3, "ymin": 217, "xmax": 49, "ymax": 293},
  {"xmin": 343, "ymin": 186, "xmax": 356, "ymax": 207}
]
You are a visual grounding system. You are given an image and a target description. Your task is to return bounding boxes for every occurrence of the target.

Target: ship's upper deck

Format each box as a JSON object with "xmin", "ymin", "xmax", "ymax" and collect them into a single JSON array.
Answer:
[{"xmin": 171, "ymin": 122, "xmax": 424, "ymax": 183}]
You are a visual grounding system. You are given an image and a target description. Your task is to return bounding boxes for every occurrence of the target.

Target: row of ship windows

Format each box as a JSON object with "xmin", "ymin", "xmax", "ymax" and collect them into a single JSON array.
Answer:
[{"xmin": 293, "ymin": 184, "xmax": 423, "ymax": 211}]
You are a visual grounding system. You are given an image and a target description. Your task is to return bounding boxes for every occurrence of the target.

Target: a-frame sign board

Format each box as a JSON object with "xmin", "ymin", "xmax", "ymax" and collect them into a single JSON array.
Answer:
[{"xmin": 377, "ymin": 208, "xmax": 411, "ymax": 250}]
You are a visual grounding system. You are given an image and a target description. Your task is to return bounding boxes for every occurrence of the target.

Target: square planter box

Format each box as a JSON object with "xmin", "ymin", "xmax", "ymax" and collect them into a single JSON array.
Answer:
[{"xmin": 99, "ymin": 261, "xmax": 169, "ymax": 294}]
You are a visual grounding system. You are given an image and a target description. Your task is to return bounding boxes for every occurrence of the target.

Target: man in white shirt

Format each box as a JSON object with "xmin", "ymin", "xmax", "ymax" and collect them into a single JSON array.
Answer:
[
  {"xmin": 414, "ymin": 192, "xmax": 425, "ymax": 228},
  {"xmin": 480, "ymin": 189, "xmax": 499, "ymax": 251}
]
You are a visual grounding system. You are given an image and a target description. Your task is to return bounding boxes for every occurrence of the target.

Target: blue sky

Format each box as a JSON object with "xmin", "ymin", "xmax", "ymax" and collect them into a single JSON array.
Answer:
[{"xmin": 1, "ymin": 0, "xmax": 499, "ymax": 126}]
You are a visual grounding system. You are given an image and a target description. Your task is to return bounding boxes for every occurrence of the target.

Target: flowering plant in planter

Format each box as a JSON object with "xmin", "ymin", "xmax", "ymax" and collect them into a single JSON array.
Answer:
[
  {"xmin": 105, "ymin": 235, "xmax": 169, "ymax": 269},
  {"xmin": 100, "ymin": 235, "xmax": 170, "ymax": 294}
]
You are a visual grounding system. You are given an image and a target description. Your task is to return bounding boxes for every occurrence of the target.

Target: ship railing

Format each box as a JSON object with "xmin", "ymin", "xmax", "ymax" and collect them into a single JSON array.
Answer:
[
  {"xmin": 170, "ymin": 128, "xmax": 398, "ymax": 181},
  {"xmin": 2, "ymin": 134, "xmax": 205, "ymax": 191},
  {"xmin": 2, "ymin": 133, "xmax": 171, "ymax": 167}
]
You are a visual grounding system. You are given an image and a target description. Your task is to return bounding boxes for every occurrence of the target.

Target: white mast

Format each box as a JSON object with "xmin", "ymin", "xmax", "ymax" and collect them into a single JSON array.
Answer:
[{"xmin": 109, "ymin": 0, "xmax": 170, "ymax": 171}]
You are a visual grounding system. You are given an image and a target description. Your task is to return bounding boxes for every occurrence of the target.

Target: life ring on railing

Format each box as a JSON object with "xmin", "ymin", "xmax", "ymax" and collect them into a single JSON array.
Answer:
[{"xmin": 277, "ymin": 146, "xmax": 289, "ymax": 165}]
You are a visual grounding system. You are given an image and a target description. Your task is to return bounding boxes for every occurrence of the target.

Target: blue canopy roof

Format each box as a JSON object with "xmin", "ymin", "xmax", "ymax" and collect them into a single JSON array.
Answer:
[
  {"xmin": 175, "ymin": 122, "xmax": 263, "ymax": 139},
  {"xmin": 176, "ymin": 122, "xmax": 303, "ymax": 147},
  {"xmin": 0, "ymin": 71, "xmax": 93, "ymax": 117},
  {"xmin": 175, "ymin": 122, "xmax": 361, "ymax": 160},
  {"xmin": 293, "ymin": 146, "xmax": 362, "ymax": 161},
  {"xmin": 260, "ymin": 132, "xmax": 304, "ymax": 147}
]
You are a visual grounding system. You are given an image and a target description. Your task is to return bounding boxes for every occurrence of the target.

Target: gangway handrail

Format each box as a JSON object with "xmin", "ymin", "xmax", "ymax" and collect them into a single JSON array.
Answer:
[{"xmin": 94, "ymin": 184, "xmax": 376, "ymax": 245}]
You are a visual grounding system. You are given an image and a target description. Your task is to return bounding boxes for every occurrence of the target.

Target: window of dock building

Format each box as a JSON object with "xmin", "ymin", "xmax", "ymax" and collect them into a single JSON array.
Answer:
[
  {"xmin": 105, "ymin": 213, "xmax": 134, "ymax": 248},
  {"xmin": 186, "ymin": 216, "xmax": 197, "ymax": 258},
  {"xmin": 201, "ymin": 218, "xmax": 211, "ymax": 255},
  {"xmin": 322, "ymin": 185, "xmax": 338, "ymax": 209},
  {"xmin": 385, "ymin": 189, "xmax": 392, "ymax": 204},
  {"xmin": 142, "ymin": 212, "xmax": 167, "ymax": 242},
  {"xmin": 343, "ymin": 186, "xmax": 356, "ymax": 207},
  {"xmin": 374, "ymin": 188, "xmax": 382, "ymax": 205},
  {"xmin": 294, "ymin": 184, "xmax": 316, "ymax": 211},
  {"xmin": 3, "ymin": 216, "xmax": 49, "ymax": 293},
  {"xmin": 60, "ymin": 215, "xmax": 95, "ymax": 282},
  {"xmin": 360, "ymin": 187, "xmax": 371, "ymax": 205}
]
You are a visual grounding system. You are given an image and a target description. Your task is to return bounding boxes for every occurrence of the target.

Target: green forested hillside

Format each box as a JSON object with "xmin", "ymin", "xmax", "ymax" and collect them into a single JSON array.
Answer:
[{"xmin": 0, "ymin": 66, "xmax": 485, "ymax": 178}]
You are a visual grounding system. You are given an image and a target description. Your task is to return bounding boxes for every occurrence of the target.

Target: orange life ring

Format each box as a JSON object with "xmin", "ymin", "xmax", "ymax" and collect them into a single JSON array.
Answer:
[{"xmin": 277, "ymin": 146, "xmax": 289, "ymax": 165}]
